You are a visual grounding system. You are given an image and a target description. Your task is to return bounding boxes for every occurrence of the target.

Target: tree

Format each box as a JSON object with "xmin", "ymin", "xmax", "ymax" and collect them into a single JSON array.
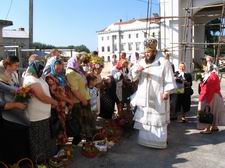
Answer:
[
  {"xmin": 74, "ymin": 45, "xmax": 90, "ymax": 53},
  {"xmin": 32, "ymin": 43, "xmax": 90, "ymax": 53},
  {"xmin": 204, "ymin": 18, "xmax": 221, "ymax": 56},
  {"xmin": 33, "ymin": 42, "xmax": 55, "ymax": 49},
  {"xmin": 67, "ymin": 45, "xmax": 76, "ymax": 49},
  {"xmin": 205, "ymin": 18, "xmax": 221, "ymax": 42}
]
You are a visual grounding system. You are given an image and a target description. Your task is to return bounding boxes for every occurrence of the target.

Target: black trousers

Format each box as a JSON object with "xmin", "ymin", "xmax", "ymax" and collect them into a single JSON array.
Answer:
[
  {"xmin": 176, "ymin": 93, "xmax": 191, "ymax": 113},
  {"xmin": 1, "ymin": 119, "xmax": 30, "ymax": 164}
]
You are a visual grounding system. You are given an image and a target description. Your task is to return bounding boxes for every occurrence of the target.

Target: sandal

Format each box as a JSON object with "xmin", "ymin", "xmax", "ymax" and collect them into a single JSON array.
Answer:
[
  {"xmin": 211, "ymin": 128, "xmax": 219, "ymax": 132},
  {"xmin": 178, "ymin": 118, "xmax": 188, "ymax": 123},
  {"xmin": 200, "ymin": 129, "xmax": 212, "ymax": 134}
]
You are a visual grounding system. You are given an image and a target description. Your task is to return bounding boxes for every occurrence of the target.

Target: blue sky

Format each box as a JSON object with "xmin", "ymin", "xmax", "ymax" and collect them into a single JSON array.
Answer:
[{"xmin": 0, "ymin": 0, "xmax": 159, "ymax": 51}]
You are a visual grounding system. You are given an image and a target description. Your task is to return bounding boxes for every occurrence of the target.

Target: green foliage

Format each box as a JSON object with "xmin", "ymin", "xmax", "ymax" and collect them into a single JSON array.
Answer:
[
  {"xmin": 67, "ymin": 45, "xmax": 76, "ymax": 49},
  {"xmin": 74, "ymin": 45, "xmax": 90, "ymax": 53},
  {"xmin": 204, "ymin": 18, "xmax": 225, "ymax": 56},
  {"xmin": 204, "ymin": 47, "xmax": 215, "ymax": 56},
  {"xmin": 205, "ymin": 18, "xmax": 221, "ymax": 43},
  {"xmin": 196, "ymin": 73, "xmax": 203, "ymax": 81},
  {"xmin": 33, "ymin": 43, "xmax": 90, "ymax": 53},
  {"xmin": 33, "ymin": 42, "xmax": 56, "ymax": 49}
]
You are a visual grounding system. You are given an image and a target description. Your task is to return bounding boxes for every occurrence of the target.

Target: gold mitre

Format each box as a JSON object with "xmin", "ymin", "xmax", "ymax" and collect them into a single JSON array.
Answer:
[{"xmin": 144, "ymin": 39, "xmax": 157, "ymax": 52}]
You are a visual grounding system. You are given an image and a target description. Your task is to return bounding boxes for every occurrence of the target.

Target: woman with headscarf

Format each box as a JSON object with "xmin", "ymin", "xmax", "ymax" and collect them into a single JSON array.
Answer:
[
  {"xmin": 66, "ymin": 55, "xmax": 96, "ymax": 142},
  {"xmin": 0, "ymin": 56, "xmax": 28, "ymax": 164},
  {"xmin": 45, "ymin": 59, "xmax": 73, "ymax": 145},
  {"xmin": 43, "ymin": 49, "xmax": 62, "ymax": 76},
  {"xmin": 23, "ymin": 60, "xmax": 57, "ymax": 163},
  {"xmin": 198, "ymin": 62, "xmax": 225, "ymax": 134}
]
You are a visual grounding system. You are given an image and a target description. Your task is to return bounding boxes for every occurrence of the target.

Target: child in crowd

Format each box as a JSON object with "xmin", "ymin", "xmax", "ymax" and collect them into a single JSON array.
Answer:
[{"xmin": 86, "ymin": 74, "xmax": 99, "ymax": 118}]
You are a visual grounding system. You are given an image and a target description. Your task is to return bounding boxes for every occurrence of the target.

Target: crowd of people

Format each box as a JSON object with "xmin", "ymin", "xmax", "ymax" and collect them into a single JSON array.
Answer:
[{"xmin": 0, "ymin": 39, "xmax": 225, "ymax": 165}]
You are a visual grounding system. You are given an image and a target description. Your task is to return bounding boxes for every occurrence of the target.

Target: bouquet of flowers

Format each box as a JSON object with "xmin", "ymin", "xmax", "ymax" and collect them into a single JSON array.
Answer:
[
  {"xmin": 82, "ymin": 53, "xmax": 92, "ymax": 64},
  {"xmin": 15, "ymin": 86, "xmax": 32, "ymax": 102},
  {"xmin": 89, "ymin": 55, "xmax": 104, "ymax": 69},
  {"xmin": 196, "ymin": 73, "xmax": 203, "ymax": 81}
]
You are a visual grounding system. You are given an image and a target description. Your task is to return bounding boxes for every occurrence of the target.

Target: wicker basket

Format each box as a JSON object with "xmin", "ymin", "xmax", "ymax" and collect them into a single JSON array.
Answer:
[
  {"xmin": 81, "ymin": 149, "xmax": 98, "ymax": 158},
  {"xmin": 81, "ymin": 142, "xmax": 99, "ymax": 158},
  {"xmin": 16, "ymin": 158, "xmax": 34, "ymax": 168},
  {"xmin": 0, "ymin": 161, "xmax": 8, "ymax": 168}
]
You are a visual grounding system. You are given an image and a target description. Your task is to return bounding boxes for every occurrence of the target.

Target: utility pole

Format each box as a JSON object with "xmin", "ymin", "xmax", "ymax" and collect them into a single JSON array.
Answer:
[{"xmin": 29, "ymin": 0, "xmax": 33, "ymax": 49}]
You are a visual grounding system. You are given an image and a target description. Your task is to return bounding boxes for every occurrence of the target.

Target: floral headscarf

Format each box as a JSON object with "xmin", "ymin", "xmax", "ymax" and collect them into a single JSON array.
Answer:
[
  {"xmin": 27, "ymin": 60, "xmax": 44, "ymax": 78},
  {"xmin": 50, "ymin": 59, "xmax": 65, "ymax": 86}
]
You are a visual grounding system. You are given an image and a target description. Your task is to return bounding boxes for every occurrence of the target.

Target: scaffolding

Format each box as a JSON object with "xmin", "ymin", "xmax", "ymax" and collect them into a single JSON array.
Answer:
[
  {"xmin": 181, "ymin": 0, "xmax": 193, "ymax": 63},
  {"xmin": 216, "ymin": 1, "xmax": 225, "ymax": 64},
  {"xmin": 143, "ymin": 0, "xmax": 225, "ymax": 69},
  {"xmin": 162, "ymin": 1, "xmax": 225, "ymax": 68}
]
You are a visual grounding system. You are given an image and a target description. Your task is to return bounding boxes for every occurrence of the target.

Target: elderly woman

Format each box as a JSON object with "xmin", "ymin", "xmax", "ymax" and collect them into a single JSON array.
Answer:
[
  {"xmin": 43, "ymin": 49, "xmax": 62, "ymax": 76},
  {"xmin": 66, "ymin": 55, "xmax": 95, "ymax": 142},
  {"xmin": 198, "ymin": 63, "xmax": 225, "ymax": 134},
  {"xmin": 175, "ymin": 63, "xmax": 193, "ymax": 123},
  {"xmin": 0, "ymin": 56, "xmax": 29, "ymax": 164},
  {"xmin": 23, "ymin": 60, "xmax": 57, "ymax": 162},
  {"xmin": 45, "ymin": 59, "xmax": 73, "ymax": 145}
]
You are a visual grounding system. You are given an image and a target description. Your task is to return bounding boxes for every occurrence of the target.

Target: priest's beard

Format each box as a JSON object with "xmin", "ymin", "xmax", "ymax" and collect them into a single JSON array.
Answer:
[{"xmin": 145, "ymin": 55, "xmax": 156, "ymax": 64}]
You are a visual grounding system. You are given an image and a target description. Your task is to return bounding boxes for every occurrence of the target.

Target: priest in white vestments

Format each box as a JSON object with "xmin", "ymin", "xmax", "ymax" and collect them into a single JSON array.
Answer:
[{"xmin": 130, "ymin": 39, "xmax": 176, "ymax": 149}]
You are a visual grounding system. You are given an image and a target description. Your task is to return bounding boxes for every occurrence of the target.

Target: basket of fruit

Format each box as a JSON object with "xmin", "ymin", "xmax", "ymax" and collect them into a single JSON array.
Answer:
[
  {"xmin": 81, "ymin": 142, "xmax": 99, "ymax": 158},
  {"xmin": 93, "ymin": 128, "xmax": 108, "ymax": 141},
  {"xmin": 48, "ymin": 157, "xmax": 64, "ymax": 168}
]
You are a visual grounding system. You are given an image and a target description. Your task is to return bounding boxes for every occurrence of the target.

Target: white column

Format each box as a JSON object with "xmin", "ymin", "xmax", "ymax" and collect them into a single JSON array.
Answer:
[
  {"xmin": 160, "ymin": 0, "xmax": 180, "ymax": 71},
  {"xmin": 194, "ymin": 24, "xmax": 205, "ymax": 64}
]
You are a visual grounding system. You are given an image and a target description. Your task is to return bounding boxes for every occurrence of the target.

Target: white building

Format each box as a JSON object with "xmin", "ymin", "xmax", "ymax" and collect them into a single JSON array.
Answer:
[
  {"xmin": 97, "ymin": 18, "xmax": 160, "ymax": 61},
  {"xmin": 3, "ymin": 28, "xmax": 29, "ymax": 49}
]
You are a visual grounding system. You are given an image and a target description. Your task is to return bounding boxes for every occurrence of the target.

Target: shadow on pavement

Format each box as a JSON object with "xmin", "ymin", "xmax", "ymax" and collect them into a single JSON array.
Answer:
[{"xmin": 69, "ymin": 98, "xmax": 225, "ymax": 168}]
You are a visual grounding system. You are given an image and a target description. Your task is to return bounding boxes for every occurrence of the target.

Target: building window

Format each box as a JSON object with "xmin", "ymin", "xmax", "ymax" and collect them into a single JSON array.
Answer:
[
  {"xmin": 136, "ymin": 33, "xmax": 139, "ymax": 38},
  {"xmin": 113, "ymin": 44, "xmax": 117, "ymax": 51},
  {"xmin": 128, "ymin": 34, "xmax": 131, "ymax": 38},
  {"xmin": 121, "ymin": 43, "xmax": 125, "ymax": 51},
  {"xmin": 102, "ymin": 37, "xmax": 104, "ymax": 41},
  {"xmin": 136, "ymin": 42, "xmax": 141, "ymax": 51},
  {"xmin": 107, "ymin": 46, "xmax": 110, "ymax": 52},
  {"xmin": 113, "ymin": 35, "xmax": 117, "ymax": 40},
  {"xmin": 152, "ymin": 32, "xmax": 155, "ymax": 37},
  {"xmin": 129, "ymin": 55, "xmax": 131, "ymax": 61},
  {"xmin": 144, "ymin": 33, "xmax": 147, "ymax": 38},
  {"xmin": 128, "ymin": 43, "xmax": 133, "ymax": 51},
  {"xmin": 107, "ymin": 36, "xmax": 109, "ymax": 40},
  {"xmin": 120, "ymin": 35, "xmax": 123, "ymax": 39},
  {"xmin": 102, "ymin": 46, "xmax": 104, "ymax": 52}
]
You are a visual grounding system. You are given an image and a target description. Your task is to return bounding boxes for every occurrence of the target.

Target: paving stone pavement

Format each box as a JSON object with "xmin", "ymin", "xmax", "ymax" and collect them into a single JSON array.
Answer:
[{"xmin": 68, "ymin": 78, "xmax": 225, "ymax": 168}]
